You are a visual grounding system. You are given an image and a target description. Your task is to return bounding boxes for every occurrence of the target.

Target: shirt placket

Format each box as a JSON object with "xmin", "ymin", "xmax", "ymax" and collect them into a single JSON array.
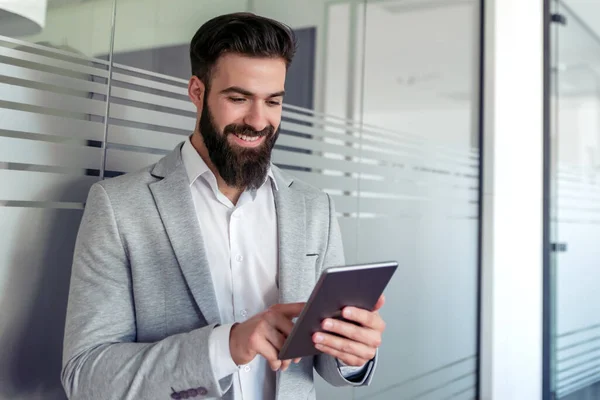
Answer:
[{"xmin": 229, "ymin": 203, "xmax": 253, "ymax": 399}]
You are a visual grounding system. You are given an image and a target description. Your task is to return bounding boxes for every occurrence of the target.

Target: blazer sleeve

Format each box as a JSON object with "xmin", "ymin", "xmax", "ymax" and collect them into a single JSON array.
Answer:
[
  {"xmin": 61, "ymin": 183, "xmax": 232, "ymax": 400},
  {"xmin": 313, "ymin": 194, "xmax": 378, "ymax": 387}
]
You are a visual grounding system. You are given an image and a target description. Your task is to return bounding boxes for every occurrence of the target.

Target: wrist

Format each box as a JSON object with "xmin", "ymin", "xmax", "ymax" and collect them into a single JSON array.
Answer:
[{"xmin": 229, "ymin": 323, "xmax": 243, "ymax": 365}]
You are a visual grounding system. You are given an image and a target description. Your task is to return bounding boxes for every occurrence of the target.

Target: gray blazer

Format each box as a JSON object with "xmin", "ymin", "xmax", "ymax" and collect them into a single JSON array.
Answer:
[{"xmin": 61, "ymin": 143, "xmax": 377, "ymax": 400}]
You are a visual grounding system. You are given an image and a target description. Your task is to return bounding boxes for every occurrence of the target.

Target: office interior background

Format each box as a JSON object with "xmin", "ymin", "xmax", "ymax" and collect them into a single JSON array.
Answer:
[{"xmin": 0, "ymin": 0, "xmax": 597, "ymax": 399}]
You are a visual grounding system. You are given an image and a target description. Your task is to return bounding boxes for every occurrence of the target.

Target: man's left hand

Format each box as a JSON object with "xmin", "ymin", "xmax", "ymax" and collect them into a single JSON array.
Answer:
[{"xmin": 312, "ymin": 295, "xmax": 386, "ymax": 367}]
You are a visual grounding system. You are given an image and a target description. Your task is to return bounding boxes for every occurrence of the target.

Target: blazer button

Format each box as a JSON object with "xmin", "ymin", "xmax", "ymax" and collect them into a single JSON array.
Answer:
[{"xmin": 197, "ymin": 387, "xmax": 208, "ymax": 396}]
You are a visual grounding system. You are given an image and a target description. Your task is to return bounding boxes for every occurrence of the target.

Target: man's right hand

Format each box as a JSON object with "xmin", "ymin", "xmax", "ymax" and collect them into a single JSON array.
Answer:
[{"xmin": 229, "ymin": 303, "xmax": 305, "ymax": 372}]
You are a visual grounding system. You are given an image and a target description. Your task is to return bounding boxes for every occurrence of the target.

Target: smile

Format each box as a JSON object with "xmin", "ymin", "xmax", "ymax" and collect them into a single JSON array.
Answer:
[
  {"xmin": 230, "ymin": 133, "xmax": 266, "ymax": 148},
  {"xmin": 234, "ymin": 133, "xmax": 262, "ymax": 142}
]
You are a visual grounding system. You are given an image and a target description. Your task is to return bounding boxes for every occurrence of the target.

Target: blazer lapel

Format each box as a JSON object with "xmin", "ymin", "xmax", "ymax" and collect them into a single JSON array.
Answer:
[
  {"xmin": 272, "ymin": 166, "xmax": 314, "ymax": 400},
  {"xmin": 149, "ymin": 144, "xmax": 221, "ymax": 326},
  {"xmin": 272, "ymin": 167, "xmax": 306, "ymax": 305}
]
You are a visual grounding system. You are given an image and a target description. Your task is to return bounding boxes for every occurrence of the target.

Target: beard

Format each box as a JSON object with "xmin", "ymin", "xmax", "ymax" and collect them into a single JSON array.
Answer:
[{"xmin": 199, "ymin": 100, "xmax": 279, "ymax": 191}]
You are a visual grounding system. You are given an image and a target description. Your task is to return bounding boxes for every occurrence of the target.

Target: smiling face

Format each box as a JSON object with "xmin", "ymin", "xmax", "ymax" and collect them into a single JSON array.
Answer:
[{"xmin": 189, "ymin": 53, "xmax": 286, "ymax": 190}]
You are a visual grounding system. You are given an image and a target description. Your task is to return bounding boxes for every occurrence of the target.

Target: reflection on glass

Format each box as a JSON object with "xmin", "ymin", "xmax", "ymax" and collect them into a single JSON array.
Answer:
[
  {"xmin": 551, "ymin": 1, "xmax": 600, "ymax": 399},
  {"xmin": 354, "ymin": 1, "xmax": 480, "ymax": 399},
  {"xmin": 0, "ymin": 1, "xmax": 114, "ymax": 399}
]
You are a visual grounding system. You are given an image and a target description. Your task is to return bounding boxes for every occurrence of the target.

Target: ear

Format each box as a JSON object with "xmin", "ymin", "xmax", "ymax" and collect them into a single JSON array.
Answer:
[{"xmin": 188, "ymin": 76, "xmax": 205, "ymax": 109}]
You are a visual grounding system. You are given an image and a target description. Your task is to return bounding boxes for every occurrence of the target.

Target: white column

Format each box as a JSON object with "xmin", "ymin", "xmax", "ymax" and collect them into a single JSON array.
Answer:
[{"xmin": 479, "ymin": 0, "xmax": 545, "ymax": 399}]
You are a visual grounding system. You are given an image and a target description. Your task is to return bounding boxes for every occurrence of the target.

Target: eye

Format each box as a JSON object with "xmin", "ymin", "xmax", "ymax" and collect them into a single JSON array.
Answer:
[
  {"xmin": 229, "ymin": 97, "xmax": 246, "ymax": 103},
  {"xmin": 268, "ymin": 100, "xmax": 282, "ymax": 107}
]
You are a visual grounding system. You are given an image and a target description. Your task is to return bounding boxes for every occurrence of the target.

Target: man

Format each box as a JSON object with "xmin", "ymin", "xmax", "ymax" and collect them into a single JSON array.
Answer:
[{"xmin": 61, "ymin": 12, "xmax": 386, "ymax": 400}]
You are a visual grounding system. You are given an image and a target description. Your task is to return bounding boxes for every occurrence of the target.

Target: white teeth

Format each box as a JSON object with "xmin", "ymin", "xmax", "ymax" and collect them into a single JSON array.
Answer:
[{"xmin": 235, "ymin": 134, "xmax": 260, "ymax": 142}]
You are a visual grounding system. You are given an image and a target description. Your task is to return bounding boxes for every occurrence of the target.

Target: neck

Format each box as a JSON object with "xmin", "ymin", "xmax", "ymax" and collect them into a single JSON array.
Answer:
[{"xmin": 190, "ymin": 131, "xmax": 245, "ymax": 205}]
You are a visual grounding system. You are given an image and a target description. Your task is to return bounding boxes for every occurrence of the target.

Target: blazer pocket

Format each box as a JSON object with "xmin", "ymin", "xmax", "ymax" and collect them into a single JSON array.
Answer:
[{"xmin": 305, "ymin": 253, "xmax": 319, "ymax": 267}]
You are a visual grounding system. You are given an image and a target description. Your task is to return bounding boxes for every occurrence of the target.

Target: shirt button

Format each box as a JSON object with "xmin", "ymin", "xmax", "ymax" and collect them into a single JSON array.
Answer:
[
  {"xmin": 240, "ymin": 309, "xmax": 248, "ymax": 317},
  {"xmin": 232, "ymin": 212, "xmax": 240, "ymax": 219},
  {"xmin": 244, "ymin": 365, "xmax": 251, "ymax": 372},
  {"xmin": 236, "ymin": 255, "xmax": 243, "ymax": 262}
]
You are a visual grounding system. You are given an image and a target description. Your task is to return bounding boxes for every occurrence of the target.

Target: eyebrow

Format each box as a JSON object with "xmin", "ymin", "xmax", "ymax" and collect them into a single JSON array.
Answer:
[{"xmin": 220, "ymin": 86, "xmax": 285, "ymax": 98}]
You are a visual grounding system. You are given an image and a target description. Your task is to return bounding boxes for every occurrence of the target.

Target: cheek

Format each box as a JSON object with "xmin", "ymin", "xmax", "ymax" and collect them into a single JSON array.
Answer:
[
  {"xmin": 217, "ymin": 102, "xmax": 247, "ymax": 126},
  {"xmin": 267, "ymin": 109, "xmax": 282, "ymax": 130}
]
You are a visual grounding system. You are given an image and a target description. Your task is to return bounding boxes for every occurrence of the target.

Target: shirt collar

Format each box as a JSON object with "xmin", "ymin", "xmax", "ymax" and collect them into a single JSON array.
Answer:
[{"xmin": 181, "ymin": 136, "xmax": 278, "ymax": 192}]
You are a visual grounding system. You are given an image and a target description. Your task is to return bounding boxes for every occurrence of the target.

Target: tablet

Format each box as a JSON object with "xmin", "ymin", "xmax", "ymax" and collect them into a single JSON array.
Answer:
[{"xmin": 278, "ymin": 261, "xmax": 398, "ymax": 360}]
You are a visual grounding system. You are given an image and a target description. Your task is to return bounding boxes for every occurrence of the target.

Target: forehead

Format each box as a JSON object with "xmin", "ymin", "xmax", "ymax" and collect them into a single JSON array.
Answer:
[{"xmin": 210, "ymin": 53, "xmax": 287, "ymax": 95}]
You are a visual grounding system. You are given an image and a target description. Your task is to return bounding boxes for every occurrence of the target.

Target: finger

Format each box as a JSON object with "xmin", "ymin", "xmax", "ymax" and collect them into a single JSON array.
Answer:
[
  {"xmin": 314, "ymin": 343, "xmax": 369, "ymax": 367},
  {"xmin": 373, "ymin": 295, "xmax": 386, "ymax": 312},
  {"xmin": 257, "ymin": 340, "xmax": 282, "ymax": 371},
  {"xmin": 280, "ymin": 359, "xmax": 293, "ymax": 372},
  {"xmin": 264, "ymin": 309, "xmax": 295, "ymax": 336},
  {"xmin": 253, "ymin": 326, "xmax": 284, "ymax": 370},
  {"xmin": 262, "ymin": 323, "xmax": 287, "ymax": 352},
  {"xmin": 321, "ymin": 318, "xmax": 382, "ymax": 348},
  {"xmin": 271, "ymin": 302, "xmax": 306, "ymax": 318},
  {"xmin": 294, "ymin": 358, "xmax": 301, "ymax": 364},
  {"xmin": 342, "ymin": 306, "xmax": 386, "ymax": 332},
  {"xmin": 312, "ymin": 332, "xmax": 376, "ymax": 361}
]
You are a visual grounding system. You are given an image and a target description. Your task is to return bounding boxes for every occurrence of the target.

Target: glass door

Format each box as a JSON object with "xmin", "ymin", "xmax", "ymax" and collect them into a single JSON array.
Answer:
[{"xmin": 551, "ymin": 1, "xmax": 600, "ymax": 398}]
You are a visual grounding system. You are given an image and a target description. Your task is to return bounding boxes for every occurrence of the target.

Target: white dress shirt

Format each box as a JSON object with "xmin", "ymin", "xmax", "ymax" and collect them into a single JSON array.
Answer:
[
  {"xmin": 182, "ymin": 138, "xmax": 366, "ymax": 400},
  {"xmin": 182, "ymin": 138, "xmax": 280, "ymax": 400}
]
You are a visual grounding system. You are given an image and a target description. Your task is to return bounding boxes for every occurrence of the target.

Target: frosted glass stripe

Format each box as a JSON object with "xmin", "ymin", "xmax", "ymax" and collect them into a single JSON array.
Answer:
[
  {"xmin": 104, "ymin": 149, "xmax": 163, "ymax": 173},
  {"xmin": 277, "ymin": 128, "xmax": 476, "ymax": 174},
  {"xmin": 277, "ymin": 131, "xmax": 361, "ymax": 158},
  {"xmin": 281, "ymin": 120, "xmax": 477, "ymax": 168},
  {"xmin": 557, "ymin": 353, "xmax": 600, "ymax": 379},
  {"xmin": 109, "ymin": 103, "xmax": 195, "ymax": 131},
  {"xmin": 0, "ymin": 46, "xmax": 108, "ymax": 78},
  {"xmin": 113, "ymin": 62, "xmax": 188, "ymax": 85},
  {"xmin": 288, "ymin": 170, "xmax": 476, "ymax": 200},
  {"xmin": 111, "ymin": 72, "xmax": 187, "ymax": 96},
  {"xmin": 557, "ymin": 370, "xmax": 600, "ymax": 395},
  {"xmin": 0, "ymin": 63, "xmax": 107, "ymax": 95},
  {"xmin": 0, "ymin": 34, "xmax": 109, "ymax": 66},
  {"xmin": 282, "ymin": 108, "xmax": 479, "ymax": 161},
  {"xmin": 0, "ymin": 82, "xmax": 106, "ymax": 116},
  {"xmin": 0, "ymin": 108, "xmax": 104, "ymax": 141},
  {"xmin": 0, "ymin": 170, "xmax": 96, "ymax": 202},
  {"xmin": 283, "ymin": 103, "xmax": 480, "ymax": 159},
  {"xmin": 557, "ymin": 376, "xmax": 600, "ymax": 398},
  {"xmin": 555, "ymin": 325, "xmax": 600, "ymax": 394},
  {"xmin": 110, "ymin": 86, "xmax": 194, "ymax": 112},
  {"xmin": 354, "ymin": 357, "xmax": 476, "ymax": 400},
  {"xmin": 273, "ymin": 149, "xmax": 393, "ymax": 177},
  {"xmin": 330, "ymin": 194, "xmax": 477, "ymax": 216},
  {"xmin": 0, "ymin": 137, "xmax": 102, "ymax": 169},
  {"xmin": 273, "ymin": 150, "xmax": 476, "ymax": 185},
  {"xmin": 107, "ymin": 125, "xmax": 185, "ymax": 151},
  {"xmin": 0, "ymin": 200, "xmax": 85, "ymax": 209}
]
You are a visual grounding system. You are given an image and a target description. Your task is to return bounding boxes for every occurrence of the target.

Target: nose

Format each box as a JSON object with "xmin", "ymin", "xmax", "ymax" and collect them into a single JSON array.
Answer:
[{"xmin": 243, "ymin": 102, "xmax": 269, "ymax": 132}]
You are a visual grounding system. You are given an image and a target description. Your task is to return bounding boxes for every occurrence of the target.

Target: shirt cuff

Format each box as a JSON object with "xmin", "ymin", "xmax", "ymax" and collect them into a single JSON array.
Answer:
[
  {"xmin": 337, "ymin": 358, "xmax": 369, "ymax": 380},
  {"xmin": 209, "ymin": 323, "xmax": 239, "ymax": 381}
]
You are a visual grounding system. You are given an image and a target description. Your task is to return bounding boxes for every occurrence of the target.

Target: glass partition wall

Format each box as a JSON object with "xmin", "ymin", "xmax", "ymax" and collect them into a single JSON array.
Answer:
[
  {"xmin": 550, "ymin": 1, "xmax": 600, "ymax": 399},
  {"xmin": 0, "ymin": 1, "xmax": 482, "ymax": 399}
]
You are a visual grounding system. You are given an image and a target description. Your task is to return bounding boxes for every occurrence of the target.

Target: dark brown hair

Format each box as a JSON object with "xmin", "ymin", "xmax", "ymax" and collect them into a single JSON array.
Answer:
[{"xmin": 190, "ymin": 12, "xmax": 297, "ymax": 87}]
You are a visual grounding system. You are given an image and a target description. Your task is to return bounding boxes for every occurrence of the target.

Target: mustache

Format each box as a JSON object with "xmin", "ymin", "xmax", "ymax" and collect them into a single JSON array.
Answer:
[{"xmin": 223, "ymin": 124, "xmax": 275, "ymax": 138}]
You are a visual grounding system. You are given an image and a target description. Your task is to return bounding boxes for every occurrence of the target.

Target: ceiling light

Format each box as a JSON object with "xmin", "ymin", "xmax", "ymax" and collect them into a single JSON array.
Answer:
[{"xmin": 0, "ymin": 0, "xmax": 48, "ymax": 37}]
